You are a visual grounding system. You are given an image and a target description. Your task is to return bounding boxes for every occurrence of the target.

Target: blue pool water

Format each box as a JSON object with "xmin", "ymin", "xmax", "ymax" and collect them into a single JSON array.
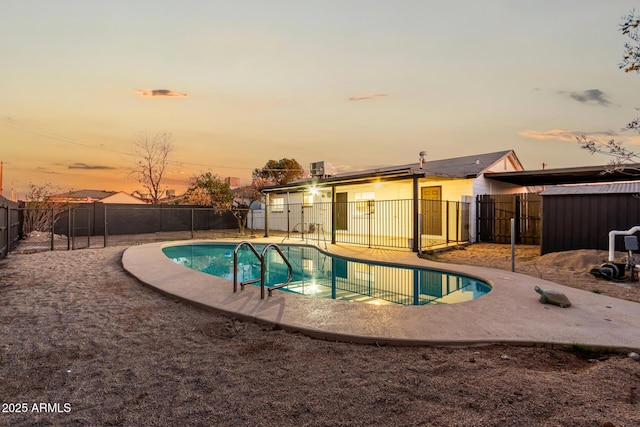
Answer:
[{"xmin": 162, "ymin": 243, "xmax": 491, "ymax": 306}]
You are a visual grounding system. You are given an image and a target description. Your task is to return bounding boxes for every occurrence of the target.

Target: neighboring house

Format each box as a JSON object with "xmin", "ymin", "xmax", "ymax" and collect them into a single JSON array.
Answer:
[
  {"xmin": 49, "ymin": 189, "xmax": 146, "ymax": 204},
  {"xmin": 261, "ymin": 150, "xmax": 527, "ymax": 251}
]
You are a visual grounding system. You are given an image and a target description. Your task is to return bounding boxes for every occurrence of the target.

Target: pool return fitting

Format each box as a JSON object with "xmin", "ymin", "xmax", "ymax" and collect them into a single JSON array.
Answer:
[{"xmin": 233, "ymin": 241, "xmax": 293, "ymax": 299}]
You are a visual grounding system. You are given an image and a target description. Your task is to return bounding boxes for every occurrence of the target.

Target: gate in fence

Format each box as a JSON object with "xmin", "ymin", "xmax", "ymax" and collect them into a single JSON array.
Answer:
[
  {"xmin": 70, "ymin": 206, "xmax": 91, "ymax": 249},
  {"xmin": 476, "ymin": 193, "xmax": 542, "ymax": 244}
]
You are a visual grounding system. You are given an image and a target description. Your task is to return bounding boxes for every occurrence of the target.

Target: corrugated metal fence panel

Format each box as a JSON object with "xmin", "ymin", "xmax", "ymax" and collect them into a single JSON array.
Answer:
[{"xmin": 541, "ymin": 193, "xmax": 640, "ymax": 254}]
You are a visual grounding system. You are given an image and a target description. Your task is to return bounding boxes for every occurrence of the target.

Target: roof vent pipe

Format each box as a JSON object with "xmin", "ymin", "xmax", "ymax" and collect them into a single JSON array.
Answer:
[{"xmin": 419, "ymin": 151, "xmax": 427, "ymax": 169}]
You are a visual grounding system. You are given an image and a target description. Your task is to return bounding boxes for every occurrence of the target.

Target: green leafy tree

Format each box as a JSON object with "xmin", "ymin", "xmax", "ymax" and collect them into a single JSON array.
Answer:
[
  {"xmin": 184, "ymin": 172, "xmax": 232, "ymax": 207},
  {"xmin": 184, "ymin": 172, "xmax": 256, "ymax": 235},
  {"xmin": 578, "ymin": 10, "xmax": 640, "ymax": 174},
  {"xmin": 252, "ymin": 158, "xmax": 305, "ymax": 186}
]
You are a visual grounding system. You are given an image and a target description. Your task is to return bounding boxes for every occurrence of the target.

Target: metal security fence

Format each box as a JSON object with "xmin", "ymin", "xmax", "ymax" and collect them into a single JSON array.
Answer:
[{"xmin": 266, "ymin": 199, "xmax": 470, "ymax": 251}]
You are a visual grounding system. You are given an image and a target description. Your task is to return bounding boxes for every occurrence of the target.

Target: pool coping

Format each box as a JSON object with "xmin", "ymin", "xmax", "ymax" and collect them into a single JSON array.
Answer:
[{"xmin": 122, "ymin": 239, "xmax": 640, "ymax": 351}]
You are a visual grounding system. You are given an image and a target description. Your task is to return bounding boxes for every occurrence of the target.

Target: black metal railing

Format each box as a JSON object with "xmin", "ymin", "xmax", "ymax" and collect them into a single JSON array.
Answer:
[{"xmin": 266, "ymin": 199, "xmax": 470, "ymax": 251}]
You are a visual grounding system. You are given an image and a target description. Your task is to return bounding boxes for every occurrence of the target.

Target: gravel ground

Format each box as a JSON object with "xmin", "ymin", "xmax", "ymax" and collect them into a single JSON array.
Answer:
[{"xmin": 1, "ymin": 244, "xmax": 639, "ymax": 426}]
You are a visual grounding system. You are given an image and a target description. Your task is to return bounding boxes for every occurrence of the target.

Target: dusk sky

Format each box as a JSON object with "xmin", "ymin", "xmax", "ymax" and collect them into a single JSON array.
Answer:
[{"xmin": 2, "ymin": 1, "xmax": 640, "ymax": 199}]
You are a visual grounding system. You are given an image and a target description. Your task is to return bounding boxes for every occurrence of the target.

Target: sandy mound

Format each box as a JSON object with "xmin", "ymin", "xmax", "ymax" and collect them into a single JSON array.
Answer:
[{"xmin": 537, "ymin": 249, "xmax": 610, "ymax": 271}]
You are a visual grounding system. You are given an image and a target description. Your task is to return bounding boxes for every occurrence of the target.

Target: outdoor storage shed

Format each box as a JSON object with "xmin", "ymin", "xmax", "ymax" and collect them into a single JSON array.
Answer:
[{"xmin": 540, "ymin": 182, "xmax": 640, "ymax": 255}]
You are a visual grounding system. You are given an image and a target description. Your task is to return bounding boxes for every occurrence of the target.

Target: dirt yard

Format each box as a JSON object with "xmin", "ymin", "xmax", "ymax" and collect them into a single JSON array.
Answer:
[
  {"xmin": 433, "ymin": 244, "xmax": 640, "ymax": 304},
  {"xmin": 1, "ymin": 243, "xmax": 639, "ymax": 426}
]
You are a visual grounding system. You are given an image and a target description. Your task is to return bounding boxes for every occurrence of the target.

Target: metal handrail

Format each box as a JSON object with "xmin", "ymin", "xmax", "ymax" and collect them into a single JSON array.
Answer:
[
  {"xmin": 233, "ymin": 241, "xmax": 262, "ymax": 292},
  {"xmin": 232, "ymin": 241, "xmax": 294, "ymax": 299},
  {"xmin": 260, "ymin": 243, "xmax": 294, "ymax": 299}
]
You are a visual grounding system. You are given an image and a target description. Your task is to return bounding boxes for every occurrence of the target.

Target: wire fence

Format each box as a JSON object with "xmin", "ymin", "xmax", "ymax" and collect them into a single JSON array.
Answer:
[{"xmin": 7, "ymin": 203, "xmax": 260, "ymax": 254}]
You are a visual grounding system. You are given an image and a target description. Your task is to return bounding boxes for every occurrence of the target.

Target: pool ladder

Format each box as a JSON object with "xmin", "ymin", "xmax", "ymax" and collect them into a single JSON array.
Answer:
[{"xmin": 233, "ymin": 241, "xmax": 293, "ymax": 299}]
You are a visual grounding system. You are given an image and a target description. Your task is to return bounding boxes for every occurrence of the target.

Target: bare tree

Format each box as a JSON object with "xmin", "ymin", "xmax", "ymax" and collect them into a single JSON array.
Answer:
[
  {"xmin": 132, "ymin": 131, "xmax": 174, "ymax": 204},
  {"xmin": 620, "ymin": 9, "xmax": 640, "ymax": 73},
  {"xmin": 577, "ymin": 135, "xmax": 640, "ymax": 174},
  {"xmin": 22, "ymin": 182, "xmax": 67, "ymax": 237},
  {"xmin": 578, "ymin": 10, "xmax": 640, "ymax": 172}
]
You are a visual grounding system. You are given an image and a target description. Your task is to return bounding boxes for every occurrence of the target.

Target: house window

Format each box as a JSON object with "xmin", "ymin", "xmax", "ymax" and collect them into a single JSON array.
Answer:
[
  {"xmin": 271, "ymin": 197, "xmax": 284, "ymax": 213},
  {"xmin": 303, "ymin": 194, "xmax": 313, "ymax": 207},
  {"xmin": 355, "ymin": 192, "xmax": 375, "ymax": 215}
]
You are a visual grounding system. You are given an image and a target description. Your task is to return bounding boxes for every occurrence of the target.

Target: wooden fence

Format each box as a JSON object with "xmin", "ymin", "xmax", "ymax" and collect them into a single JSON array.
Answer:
[{"xmin": 476, "ymin": 193, "xmax": 542, "ymax": 244}]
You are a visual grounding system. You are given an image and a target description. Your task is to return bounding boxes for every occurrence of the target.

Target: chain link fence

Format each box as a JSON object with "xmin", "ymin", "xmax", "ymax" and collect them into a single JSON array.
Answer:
[{"xmin": 7, "ymin": 202, "xmax": 262, "ymax": 254}]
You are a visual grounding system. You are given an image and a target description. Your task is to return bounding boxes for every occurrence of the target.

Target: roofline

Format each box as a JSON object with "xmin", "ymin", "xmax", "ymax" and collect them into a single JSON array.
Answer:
[
  {"xmin": 262, "ymin": 150, "xmax": 518, "ymax": 193},
  {"xmin": 485, "ymin": 164, "xmax": 640, "ymax": 186},
  {"xmin": 261, "ymin": 169, "xmax": 417, "ymax": 192}
]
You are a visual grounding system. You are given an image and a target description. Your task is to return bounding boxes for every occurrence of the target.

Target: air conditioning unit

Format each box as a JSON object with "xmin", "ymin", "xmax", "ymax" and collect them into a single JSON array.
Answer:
[
  {"xmin": 310, "ymin": 161, "xmax": 336, "ymax": 178},
  {"xmin": 310, "ymin": 161, "xmax": 324, "ymax": 177}
]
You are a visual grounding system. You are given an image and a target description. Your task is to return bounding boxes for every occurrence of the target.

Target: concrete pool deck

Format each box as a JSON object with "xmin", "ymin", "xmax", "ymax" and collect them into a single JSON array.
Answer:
[{"xmin": 122, "ymin": 239, "xmax": 640, "ymax": 352}]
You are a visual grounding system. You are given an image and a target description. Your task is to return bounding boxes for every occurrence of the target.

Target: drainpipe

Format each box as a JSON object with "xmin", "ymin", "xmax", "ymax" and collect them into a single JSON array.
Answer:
[{"xmin": 608, "ymin": 226, "xmax": 640, "ymax": 262}]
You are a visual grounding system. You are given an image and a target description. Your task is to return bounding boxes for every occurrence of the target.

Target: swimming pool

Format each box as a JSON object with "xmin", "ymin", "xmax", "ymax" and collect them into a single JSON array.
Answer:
[{"xmin": 162, "ymin": 243, "xmax": 491, "ymax": 306}]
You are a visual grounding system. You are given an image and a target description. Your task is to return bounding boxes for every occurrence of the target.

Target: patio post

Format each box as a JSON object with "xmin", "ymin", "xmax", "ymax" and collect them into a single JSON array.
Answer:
[
  {"xmin": 263, "ymin": 193, "xmax": 270, "ymax": 237},
  {"xmin": 412, "ymin": 175, "xmax": 419, "ymax": 252},
  {"xmin": 331, "ymin": 186, "xmax": 336, "ymax": 245}
]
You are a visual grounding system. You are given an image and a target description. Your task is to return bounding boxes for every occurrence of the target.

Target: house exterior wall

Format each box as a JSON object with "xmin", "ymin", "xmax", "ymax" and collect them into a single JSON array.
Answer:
[
  {"xmin": 266, "ymin": 177, "xmax": 477, "ymax": 248},
  {"xmin": 263, "ymin": 151, "xmax": 530, "ymax": 249}
]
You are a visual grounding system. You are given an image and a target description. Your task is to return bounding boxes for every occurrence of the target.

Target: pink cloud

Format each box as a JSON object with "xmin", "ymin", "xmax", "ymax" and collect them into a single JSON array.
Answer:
[
  {"xmin": 348, "ymin": 93, "xmax": 388, "ymax": 101},
  {"xmin": 519, "ymin": 129, "xmax": 640, "ymax": 145},
  {"xmin": 135, "ymin": 89, "xmax": 188, "ymax": 98},
  {"xmin": 517, "ymin": 129, "xmax": 583, "ymax": 141}
]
